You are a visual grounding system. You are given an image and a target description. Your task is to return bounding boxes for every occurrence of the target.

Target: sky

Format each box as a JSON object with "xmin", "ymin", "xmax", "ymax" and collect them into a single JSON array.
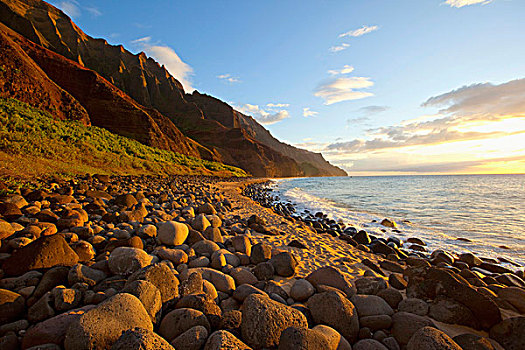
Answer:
[{"xmin": 49, "ymin": 0, "xmax": 525, "ymax": 175}]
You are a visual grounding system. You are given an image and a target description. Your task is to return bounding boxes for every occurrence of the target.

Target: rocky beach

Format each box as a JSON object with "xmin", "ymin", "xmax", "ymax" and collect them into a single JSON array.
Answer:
[{"xmin": 0, "ymin": 175, "xmax": 523, "ymax": 350}]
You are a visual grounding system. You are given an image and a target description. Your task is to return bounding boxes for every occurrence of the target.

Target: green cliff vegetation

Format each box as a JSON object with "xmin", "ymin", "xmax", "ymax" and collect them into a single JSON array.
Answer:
[{"xmin": 0, "ymin": 98, "xmax": 248, "ymax": 180}]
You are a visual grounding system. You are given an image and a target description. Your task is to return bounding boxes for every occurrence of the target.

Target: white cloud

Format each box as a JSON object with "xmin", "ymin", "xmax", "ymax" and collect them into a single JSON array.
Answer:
[
  {"xmin": 339, "ymin": 25, "xmax": 379, "ymax": 38},
  {"xmin": 328, "ymin": 65, "xmax": 355, "ymax": 75},
  {"xmin": 131, "ymin": 37, "xmax": 194, "ymax": 92},
  {"xmin": 235, "ymin": 103, "xmax": 290, "ymax": 125},
  {"xmin": 85, "ymin": 6, "xmax": 102, "ymax": 16},
  {"xmin": 444, "ymin": 0, "xmax": 493, "ymax": 8},
  {"xmin": 329, "ymin": 43, "xmax": 350, "ymax": 53},
  {"xmin": 266, "ymin": 103, "xmax": 289, "ymax": 108},
  {"xmin": 217, "ymin": 74, "xmax": 240, "ymax": 83},
  {"xmin": 314, "ymin": 77, "xmax": 374, "ymax": 105},
  {"xmin": 303, "ymin": 108, "xmax": 318, "ymax": 117},
  {"xmin": 57, "ymin": 1, "xmax": 81, "ymax": 17}
]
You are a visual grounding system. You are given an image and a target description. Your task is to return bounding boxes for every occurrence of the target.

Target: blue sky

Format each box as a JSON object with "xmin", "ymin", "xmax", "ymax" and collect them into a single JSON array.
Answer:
[{"xmin": 49, "ymin": 0, "xmax": 525, "ymax": 174}]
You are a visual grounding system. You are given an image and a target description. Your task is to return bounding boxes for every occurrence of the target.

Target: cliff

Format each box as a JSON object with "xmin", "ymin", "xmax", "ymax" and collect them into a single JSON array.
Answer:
[{"xmin": 0, "ymin": 0, "xmax": 346, "ymax": 177}]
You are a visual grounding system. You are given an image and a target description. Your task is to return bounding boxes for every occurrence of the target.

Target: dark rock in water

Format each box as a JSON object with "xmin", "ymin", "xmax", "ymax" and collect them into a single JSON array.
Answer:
[
  {"xmin": 407, "ymin": 237, "xmax": 426, "ymax": 246},
  {"xmin": 456, "ymin": 237, "xmax": 472, "ymax": 242},
  {"xmin": 2, "ymin": 235, "xmax": 79, "ymax": 276},
  {"xmin": 452, "ymin": 333, "xmax": 496, "ymax": 350},
  {"xmin": 489, "ymin": 317, "xmax": 525, "ymax": 350},
  {"xmin": 354, "ymin": 230, "xmax": 372, "ymax": 245},
  {"xmin": 479, "ymin": 262, "xmax": 513, "ymax": 274},
  {"xmin": 495, "ymin": 273, "xmax": 525, "ymax": 288},
  {"xmin": 371, "ymin": 241, "xmax": 397, "ymax": 256},
  {"xmin": 287, "ymin": 240, "xmax": 307, "ymax": 249}
]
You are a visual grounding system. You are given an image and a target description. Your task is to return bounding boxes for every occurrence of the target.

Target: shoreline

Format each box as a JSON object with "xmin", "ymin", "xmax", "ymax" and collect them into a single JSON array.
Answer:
[{"xmin": 0, "ymin": 174, "xmax": 523, "ymax": 349}]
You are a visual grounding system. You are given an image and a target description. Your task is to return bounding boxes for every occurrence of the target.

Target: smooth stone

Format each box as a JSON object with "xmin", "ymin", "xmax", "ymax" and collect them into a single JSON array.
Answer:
[
  {"xmin": 354, "ymin": 339, "xmax": 389, "ymax": 350},
  {"xmin": 159, "ymin": 308, "xmax": 210, "ymax": 342},
  {"xmin": 111, "ymin": 327, "xmax": 174, "ymax": 350},
  {"xmin": 290, "ymin": 279, "xmax": 315, "ymax": 302},
  {"xmin": 277, "ymin": 326, "xmax": 331, "ymax": 350},
  {"xmin": 108, "ymin": 247, "xmax": 152, "ymax": 276},
  {"xmin": 406, "ymin": 326, "xmax": 461, "ymax": 350},
  {"xmin": 157, "ymin": 221, "xmax": 189, "ymax": 246},
  {"xmin": 351, "ymin": 294, "xmax": 394, "ymax": 317},
  {"xmin": 398, "ymin": 298, "xmax": 429, "ymax": 316},
  {"xmin": 170, "ymin": 325, "xmax": 208, "ymax": 350},
  {"xmin": 489, "ymin": 316, "xmax": 525, "ymax": 350},
  {"xmin": 306, "ymin": 266, "xmax": 356, "ymax": 298},
  {"xmin": 391, "ymin": 311, "xmax": 435, "ymax": 346}
]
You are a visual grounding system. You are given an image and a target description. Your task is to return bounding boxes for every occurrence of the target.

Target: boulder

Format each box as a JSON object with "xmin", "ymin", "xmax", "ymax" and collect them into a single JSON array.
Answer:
[
  {"xmin": 155, "ymin": 248, "xmax": 188, "ymax": 265},
  {"xmin": 452, "ymin": 334, "xmax": 496, "ymax": 350},
  {"xmin": 68, "ymin": 264, "xmax": 106, "ymax": 286},
  {"xmin": 203, "ymin": 330, "xmax": 251, "ymax": 350},
  {"xmin": 250, "ymin": 243, "xmax": 272, "ymax": 264},
  {"xmin": 159, "ymin": 308, "xmax": 210, "ymax": 342},
  {"xmin": 497, "ymin": 287, "xmax": 525, "ymax": 313},
  {"xmin": 406, "ymin": 327, "xmax": 461, "ymax": 350},
  {"xmin": 64, "ymin": 293, "xmax": 153, "ymax": 350},
  {"xmin": 157, "ymin": 221, "xmax": 189, "ymax": 246},
  {"xmin": 111, "ymin": 327, "xmax": 173, "ymax": 350},
  {"xmin": 121, "ymin": 280, "xmax": 162, "ymax": 324},
  {"xmin": 489, "ymin": 316, "xmax": 525, "ymax": 350},
  {"xmin": 307, "ymin": 291, "xmax": 359, "ymax": 343},
  {"xmin": 354, "ymin": 339, "xmax": 389, "ymax": 350},
  {"xmin": 0, "ymin": 289, "xmax": 25, "ymax": 324},
  {"xmin": 170, "ymin": 325, "xmax": 209, "ymax": 350},
  {"xmin": 290, "ymin": 279, "xmax": 315, "ymax": 302},
  {"xmin": 0, "ymin": 221, "xmax": 15, "ymax": 240},
  {"xmin": 108, "ymin": 247, "xmax": 152, "ymax": 276},
  {"xmin": 391, "ymin": 311, "xmax": 435, "ymax": 346},
  {"xmin": 398, "ymin": 298, "xmax": 429, "ymax": 316},
  {"xmin": 306, "ymin": 266, "xmax": 356, "ymax": 298},
  {"xmin": 241, "ymin": 294, "xmax": 308, "ymax": 349},
  {"xmin": 377, "ymin": 288, "xmax": 403, "ymax": 309},
  {"xmin": 311, "ymin": 325, "xmax": 352, "ymax": 350},
  {"xmin": 428, "ymin": 296, "xmax": 478, "ymax": 328},
  {"xmin": 126, "ymin": 264, "xmax": 179, "ymax": 304},
  {"xmin": 278, "ymin": 326, "xmax": 331, "ymax": 350},
  {"xmin": 351, "ymin": 294, "xmax": 394, "ymax": 317},
  {"xmin": 2, "ymin": 235, "xmax": 79, "ymax": 276},
  {"xmin": 231, "ymin": 235, "xmax": 251, "ymax": 255},
  {"xmin": 188, "ymin": 267, "xmax": 236, "ymax": 294}
]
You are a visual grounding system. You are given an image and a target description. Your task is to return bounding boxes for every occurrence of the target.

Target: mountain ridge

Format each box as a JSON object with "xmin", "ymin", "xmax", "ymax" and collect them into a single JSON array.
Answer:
[{"xmin": 0, "ymin": 0, "xmax": 347, "ymax": 177}]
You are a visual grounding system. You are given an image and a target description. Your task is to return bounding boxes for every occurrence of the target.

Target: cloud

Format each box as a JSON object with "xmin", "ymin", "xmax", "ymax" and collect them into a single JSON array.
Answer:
[
  {"xmin": 444, "ymin": 0, "xmax": 493, "ymax": 8},
  {"xmin": 54, "ymin": 1, "xmax": 101, "ymax": 18},
  {"xmin": 339, "ymin": 25, "xmax": 379, "ymax": 38},
  {"xmin": 422, "ymin": 78, "xmax": 525, "ymax": 117},
  {"xmin": 266, "ymin": 103, "xmax": 289, "ymax": 108},
  {"xmin": 217, "ymin": 74, "xmax": 240, "ymax": 83},
  {"xmin": 314, "ymin": 77, "xmax": 374, "ymax": 105},
  {"xmin": 235, "ymin": 104, "xmax": 290, "ymax": 125},
  {"xmin": 131, "ymin": 37, "xmax": 194, "ymax": 92},
  {"xmin": 328, "ymin": 65, "xmax": 355, "ymax": 75},
  {"xmin": 347, "ymin": 116, "xmax": 370, "ymax": 124},
  {"xmin": 303, "ymin": 108, "xmax": 318, "ymax": 117},
  {"xmin": 357, "ymin": 105, "xmax": 389, "ymax": 115},
  {"xmin": 329, "ymin": 43, "xmax": 350, "ymax": 53}
]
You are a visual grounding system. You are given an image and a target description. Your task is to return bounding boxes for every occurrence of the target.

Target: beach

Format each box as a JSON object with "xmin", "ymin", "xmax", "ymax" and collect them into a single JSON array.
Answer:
[{"xmin": 0, "ymin": 175, "xmax": 524, "ymax": 349}]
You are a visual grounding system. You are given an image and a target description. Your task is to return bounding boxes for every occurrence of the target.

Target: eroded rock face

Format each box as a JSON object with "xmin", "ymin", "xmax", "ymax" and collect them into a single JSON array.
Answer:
[
  {"xmin": 2, "ymin": 235, "xmax": 79, "ymax": 276},
  {"xmin": 64, "ymin": 293, "xmax": 153, "ymax": 350},
  {"xmin": 307, "ymin": 291, "xmax": 360, "ymax": 344},
  {"xmin": 241, "ymin": 294, "xmax": 308, "ymax": 349}
]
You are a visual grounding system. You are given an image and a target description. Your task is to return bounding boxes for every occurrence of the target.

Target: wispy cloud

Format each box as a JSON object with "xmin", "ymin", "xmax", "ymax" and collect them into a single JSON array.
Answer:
[
  {"xmin": 267, "ymin": 103, "xmax": 289, "ymax": 108},
  {"xmin": 329, "ymin": 43, "xmax": 350, "ymax": 53},
  {"xmin": 356, "ymin": 105, "xmax": 389, "ymax": 116},
  {"xmin": 303, "ymin": 108, "xmax": 318, "ymax": 117},
  {"xmin": 339, "ymin": 25, "xmax": 379, "ymax": 38},
  {"xmin": 444, "ymin": 0, "xmax": 493, "ymax": 8},
  {"xmin": 328, "ymin": 65, "xmax": 355, "ymax": 75},
  {"xmin": 235, "ymin": 103, "xmax": 290, "ymax": 125},
  {"xmin": 217, "ymin": 74, "xmax": 241, "ymax": 83},
  {"xmin": 314, "ymin": 77, "xmax": 374, "ymax": 105},
  {"xmin": 54, "ymin": 1, "xmax": 101, "ymax": 18},
  {"xmin": 131, "ymin": 37, "xmax": 194, "ymax": 92}
]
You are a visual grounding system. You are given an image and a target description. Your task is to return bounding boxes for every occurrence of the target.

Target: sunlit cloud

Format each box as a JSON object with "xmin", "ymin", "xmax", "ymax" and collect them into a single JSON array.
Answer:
[
  {"xmin": 356, "ymin": 105, "xmax": 389, "ymax": 116},
  {"xmin": 314, "ymin": 77, "xmax": 374, "ymax": 105},
  {"xmin": 131, "ymin": 37, "xmax": 194, "ymax": 92},
  {"xmin": 322, "ymin": 77, "xmax": 525, "ymax": 174},
  {"xmin": 329, "ymin": 43, "xmax": 350, "ymax": 53},
  {"xmin": 444, "ymin": 0, "xmax": 493, "ymax": 8},
  {"xmin": 266, "ymin": 103, "xmax": 290, "ymax": 108},
  {"xmin": 235, "ymin": 103, "xmax": 290, "ymax": 125},
  {"xmin": 339, "ymin": 25, "xmax": 379, "ymax": 38},
  {"xmin": 303, "ymin": 108, "xmax": 318, "ymax": 117},
  {"xmin": 328, "ymin": 65, "xmax": 355, "ymax": 75},
  {"xmin": 217, "ymin": 74, "xmax": 241, "ymax": 83}
]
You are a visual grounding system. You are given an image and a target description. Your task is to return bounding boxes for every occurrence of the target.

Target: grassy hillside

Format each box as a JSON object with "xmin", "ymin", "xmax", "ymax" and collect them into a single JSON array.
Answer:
[{"xmin": 0, "ymin": 98, "xmax": 248, "ymax": 180}]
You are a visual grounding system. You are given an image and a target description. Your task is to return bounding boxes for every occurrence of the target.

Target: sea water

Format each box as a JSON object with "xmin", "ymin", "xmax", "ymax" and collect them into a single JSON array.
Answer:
[{"xmin": 271, "ymin": 174, "xmax": 525, "ymax": 269}]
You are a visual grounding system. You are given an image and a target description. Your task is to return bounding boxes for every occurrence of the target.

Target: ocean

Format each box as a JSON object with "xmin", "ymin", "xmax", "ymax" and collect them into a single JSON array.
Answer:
[{"xmin": 271, "ymin": 174, "xmax": 525, "ymax": 269}]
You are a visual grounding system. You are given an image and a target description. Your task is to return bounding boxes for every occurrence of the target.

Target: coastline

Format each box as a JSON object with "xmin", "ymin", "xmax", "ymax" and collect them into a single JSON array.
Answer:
[{"xmin": 0, "ymin": 174, "xmax": 523, "ymax": 349}]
